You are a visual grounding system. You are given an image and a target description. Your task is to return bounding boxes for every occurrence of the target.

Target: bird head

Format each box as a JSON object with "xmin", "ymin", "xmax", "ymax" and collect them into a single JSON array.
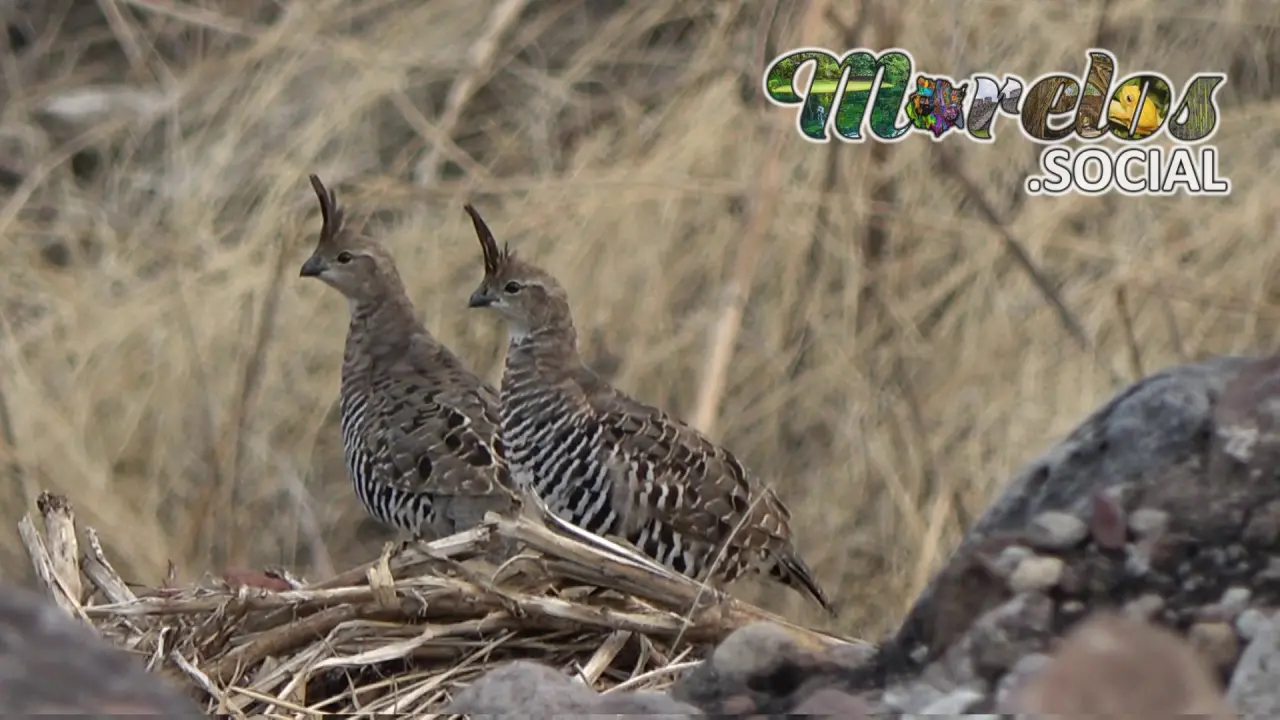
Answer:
[
  {"xmin": 463, "ymin": 204, "xmax": 571, "ymax": 338},
  {"xmin": 299, "ymin": 174, "xmax": 401, "ymax": 303}
]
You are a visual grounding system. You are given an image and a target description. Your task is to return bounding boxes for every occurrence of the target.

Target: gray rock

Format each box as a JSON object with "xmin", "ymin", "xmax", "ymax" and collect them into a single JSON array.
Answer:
[
  {"xmin": 1228, "ymin": 612, "xmax": 1280, "ymax": 716},
  {"xmin": 1026, "ymin": 511, "xmax": 1088, "ymax": 550},
  {"xmin": 444, "ymin": 661, "xmax": 701, "ymax": 719},
  {"xmin": 993, "ymin": 652, "xmax": 1050, "ymax": 709},
  {"xmin": 0, "ymin": 584, "xmax": 202, "ymax": 717},
  {"xmin": 915, "ymin": 687, "xmax": 984, "ymax": 714},
  {"xmin": 1008, "ymin": 556, "xmax": 1064, "ymax": 592},
  {"xmin": 789, "ymin": 687, "xmax": 874, "ymax": 716},
  {"xmin": 1235, "ymin": 608, "xmax": 1271, "ymax": 640},
  {"xmin": 894, "ymin": 356, "xmax": 1252, "ymax": 653},
  {"xmin": 968, "ymin": 591, "xmax": 1054, "ymax": 678},
  {"xmin": 1127, "ymin": 507, "xmax": 1170, "ymax": 537}
]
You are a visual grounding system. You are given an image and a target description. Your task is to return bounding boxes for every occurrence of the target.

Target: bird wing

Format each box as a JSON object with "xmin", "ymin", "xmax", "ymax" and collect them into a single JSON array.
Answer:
[
  {"xmin": 571, "ymin": 366, "xmax": 793, "ymax": 556},
  {"xmin": 366, "ymin": 331, "xmax": 517, "ymax": 503}
]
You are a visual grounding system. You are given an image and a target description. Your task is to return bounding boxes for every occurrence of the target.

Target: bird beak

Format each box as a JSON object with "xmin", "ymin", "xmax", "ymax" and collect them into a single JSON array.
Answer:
[
  {"xmin": 468, "ymin": 288, "xmax": 494, "ymax": 308},
  {"xmin": 299, "ymin": 256, "xmax": 326, "ymax": 278}
]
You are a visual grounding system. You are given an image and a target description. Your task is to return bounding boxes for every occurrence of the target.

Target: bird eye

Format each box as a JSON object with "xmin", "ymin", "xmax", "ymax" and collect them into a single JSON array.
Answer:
[
  {"xmin": 336, "ymin": 251, "xmax": 353, "ymax": 264},
  {"xmin": 503, "ymin": 281, "xmax": 523, "ymax": 294}
]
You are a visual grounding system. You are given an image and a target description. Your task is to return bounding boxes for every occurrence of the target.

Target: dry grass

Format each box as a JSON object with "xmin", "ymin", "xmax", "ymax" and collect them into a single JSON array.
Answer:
[
  {"xmin": 0, "ymin": 0, "xmax": 1277, "ymax": 641},
  {"xmin": 21, "ymin": 490, "xmax": 858, "ymax": 716}
]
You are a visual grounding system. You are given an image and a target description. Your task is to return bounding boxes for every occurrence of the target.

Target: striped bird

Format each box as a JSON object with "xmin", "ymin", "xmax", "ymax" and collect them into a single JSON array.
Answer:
[
  {"xmin": 461, "ymin": 204, "xmax": 834, "ymax": 614},
  {"xmin": 299, "ymin": 175, "xmax": 520, "ymax": 545}
]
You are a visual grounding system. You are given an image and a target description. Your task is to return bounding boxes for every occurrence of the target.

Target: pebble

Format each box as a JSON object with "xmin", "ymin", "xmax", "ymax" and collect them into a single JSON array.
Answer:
[
  {"xmin": 991, "ymin": 545, "xmax": 1033, "ymax": 577},
  {"xmin": 1236, "ymin": 608, "xmax": 1271, "ymax": 641},
  {"xmin": 1258, "ymin": 557, "xmax": 1280, "ymax": 582},
  {"xmin": 1228, "ymin": 612, "xmax": 1280, "ymax": 716},
  {"xmin": 1128, "ymin": 508, "xmax": 1170, "ymax": 537},
  {"xmin": 1198, "ymin": 588, "xmax": 1253, "ymax": 623},
  {"xmin": 1009, "ymin": 556, "xmax": 1065, "ymax": 593},
  {"xmin": 915, "ymin": 688, "xmax": 984, "ymax": 715},
  {"xmin": 1220, "ymin": 587, "xmax": 1253, "ymax": 615},
  {"xmin": 1026, "ymin": 511, "xmax": 1088, "ymax": 550},
  {"xmin": 993, "ymin": 652, "xmax": 1050, "ymax": 710}
]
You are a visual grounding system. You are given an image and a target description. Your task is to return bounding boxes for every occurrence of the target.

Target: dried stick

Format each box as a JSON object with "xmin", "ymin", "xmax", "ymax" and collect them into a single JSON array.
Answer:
[
  {"xmin": 18, "ymin": 513, "xmax": 87, "ymax": 623},
  {"xmin": 81, "ymin": 527, "xmax": 135, "ymax": 603},
  {"xmin": 413, "ymin": 0, "xmax": 530, "ymax": 187},
  {"xmin": 37, "ymin": 492, "xmax": 82, "ymax": 604},
  {"xmin": 689, "ymin": 130, "xmax": 784, "ymax": 436},
  {"xmin": 689, "ymin": 0, "xmax": 827, "ymax": 436}
]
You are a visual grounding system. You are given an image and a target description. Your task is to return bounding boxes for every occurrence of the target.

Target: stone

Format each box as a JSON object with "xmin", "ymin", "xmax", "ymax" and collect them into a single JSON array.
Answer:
[
  {"xmin": 969, "ymin": 592, "xmax": 1054, "ymax": 679},
  {"xmin": 0, "ymin": 585, "xmax": 203, "ymax": 716},
  {"xmin": 993, "ymin": 652, "xmax": 1050, "ymax": 709},
  {"xmin": 1228, "ymin": 613, "xmax": 1280, "ymax": 716},
  {"xmin": 790, "ymin": 687, "xmax": 874, "ymax": 716},
  {"xmin": 1235, "ymin": 608, "xmax": 1271, "ymax": 641},
  {"xmin": 708, "ymin": 622, "xmax": 805, "ymax": 681},
  {"xmin": 443, "ymin": 661, "xmax": 701, "ymax": 719},
  {"xmin": 1127, "ymin": 508, "xmax": 1170, "ymax": 538},
  {"xmin": 916, "ymin": 687, "xmax": 984, "ymax": 714},
  {"xmin": 1008, "ymin": 556, "xmax": 1064, "ymax": 593},
  {"xmin": 1090, "ymin": 489, "xmax": 1129, "ymax": 550},
  {"xmin": 1219, "ymin": 587, "xmax": 1253, "ymax": 615},
  {"xmin": 990, "ymin": 545, "xmax": 1033, "ymax": 577},
  {"xmin": 1026, "ymin": 511, "xmax": 1088, "ymax": 550}
]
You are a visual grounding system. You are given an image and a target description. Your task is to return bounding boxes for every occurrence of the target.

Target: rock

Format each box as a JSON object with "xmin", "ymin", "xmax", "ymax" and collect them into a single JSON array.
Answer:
[
  {"xmin": 1220, "ymin": 587, "xmax": 1253, "ymax": 615},
  {"xmin": 1004, "ymin": 613, "xmax": 1235, "ymax": 718},
  {"xmin": 1228, "ymin": 612, "xmax": 1280, "ymax": 716},
  {"xmin": 789, "ymin": 687, "xmax": 874, "ymax": 716},
  {"xmin": 0, "ymin": 585, "xmax": 203, "ymax": 716},
  {"xmin": 989, "ymin": 545, "xmax": 1033, "ymax": 577},
  {"xmin": 992, "ymin": 652, "xmax": 1050, "ymax": 709},
  {"xmin": 916, "ymin": 687, "xmax": 984, "ymax": 714},
  {"xmin": 1008, "ymin": 556, "xmax": 1064, "ymax": 593},
  {"xmin": 1236, "ymin": 608, "xmax": 1271, "ymax": 640},
  {"xmin": 894, "ymin": 357, "xmax": 1251, "ymax": 656},
  {"xmin": 444, "ymin": 661, "xmax": 701, "ymax": 719},
  {"xmin": 707, "ymin": 621, "xmax": 807, "ymax": 680},
  {"xmin": 1127, "ymin": 508, "xmax": 1170, "ymax": 538},
  {"xmin": 1199, "ymin": 587, "xmax": 1253, "ymax": 623},
  {"xmin": 669, "ymin": 622, "xmax": 872, "ymax": 715},
  {"xmin": 1089, "ymin": 489, "xmax": 1129, "ymax": 550},
  {"xmin": 1026, "ymin": 511, "xmax": 1088, "ymax": 550},
  {"xmin": 968, "ymin": 592, "xmax": 1054, "ymax": 679},
  {"xmin": 1243, "ymin": 501, "xmax": 1280, "ymax": 546}
]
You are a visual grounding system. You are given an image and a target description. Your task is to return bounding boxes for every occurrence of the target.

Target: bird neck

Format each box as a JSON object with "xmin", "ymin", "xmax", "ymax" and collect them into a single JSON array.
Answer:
[
  {"xmin": 347, "ymin": 292, "xmax": 423, "ymax": 355},
  {"xmin": 505, "ymin": 322, "xmax": 582, "ymax": 378}
]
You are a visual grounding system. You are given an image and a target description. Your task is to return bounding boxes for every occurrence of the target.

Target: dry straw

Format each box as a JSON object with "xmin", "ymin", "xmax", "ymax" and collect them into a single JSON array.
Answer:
[{"xmin": 19, "ymin": 490, "xmax": 861, "ymax": 717}]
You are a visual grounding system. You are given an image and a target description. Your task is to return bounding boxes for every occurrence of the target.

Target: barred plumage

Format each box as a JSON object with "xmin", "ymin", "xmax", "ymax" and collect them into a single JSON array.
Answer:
[
  {"xmin": 299, "ymin": 175, "xmax": 521, "ymax": 543},
  {"xmin": 462, "ymin": 204, "xmax": 834, "ymax": 614}
]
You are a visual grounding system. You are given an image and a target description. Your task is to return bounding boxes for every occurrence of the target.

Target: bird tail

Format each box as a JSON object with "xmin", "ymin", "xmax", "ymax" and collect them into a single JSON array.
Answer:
[{"xmin": 771, "ymin": 551, "xmax": 836, "ymax": 616}]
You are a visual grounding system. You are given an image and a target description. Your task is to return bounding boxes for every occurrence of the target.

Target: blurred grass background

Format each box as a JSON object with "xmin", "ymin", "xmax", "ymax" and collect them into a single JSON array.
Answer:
[{"xmin": 0, "ymin": 0, "xmax": 1276, "ymax": 638}]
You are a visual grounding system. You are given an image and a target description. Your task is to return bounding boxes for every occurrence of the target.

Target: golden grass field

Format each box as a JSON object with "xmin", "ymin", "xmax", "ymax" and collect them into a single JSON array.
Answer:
[{"xmin": 0, "ymin": 0, "xmax": 1276, "ymax": 639}]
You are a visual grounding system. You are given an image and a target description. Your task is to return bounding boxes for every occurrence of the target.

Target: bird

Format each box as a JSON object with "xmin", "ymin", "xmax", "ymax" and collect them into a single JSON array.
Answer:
[
  {"xmin": 460, "ymin": 203, "xmax": 834, "ymax": 614},
  {"xmin": 298, "ymin": 175, "xmax": 521, "ymax": 548}
]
